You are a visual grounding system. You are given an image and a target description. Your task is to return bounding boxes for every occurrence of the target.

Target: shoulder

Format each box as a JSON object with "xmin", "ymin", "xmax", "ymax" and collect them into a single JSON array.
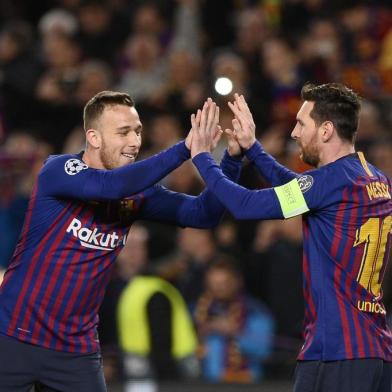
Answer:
[
  {"xmin": 40, "ymin": 153, "xmax": 89, "ymax": 177},
  {"xmin": 292, "ymin": 167, "xmax": 328, "ymax": 196},
  {"xmin": 367, "ymin": 162, "xmax": 390, "ymax": 184},
  {"xmin": 298, "ymin": 159, "xmax": 355, "ymax": 193}
]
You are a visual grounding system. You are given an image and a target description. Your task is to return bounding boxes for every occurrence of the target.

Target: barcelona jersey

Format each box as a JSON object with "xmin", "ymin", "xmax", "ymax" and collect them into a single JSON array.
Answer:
[
  {"xmin": 193, "ymin": 141, "xmax": 392, "ymax": 361},
  {"xmin": 0, "ymin": 142, "xmax": 242, "ymax": 353}
]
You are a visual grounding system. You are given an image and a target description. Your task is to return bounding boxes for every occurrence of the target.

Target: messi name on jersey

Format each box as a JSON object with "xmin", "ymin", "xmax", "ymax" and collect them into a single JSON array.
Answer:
[{"xmin": 366, "ymin": 181, "xmax": 391, "ymax": 201}]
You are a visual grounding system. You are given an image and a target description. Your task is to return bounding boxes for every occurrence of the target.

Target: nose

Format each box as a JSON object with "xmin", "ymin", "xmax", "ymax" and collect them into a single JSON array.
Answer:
[
  {"xmin": 291, "ymin": 124, "xmax": 299, "ymax": 140},
  {"xmin": 128, "ymin": 132, "xmax": 141, "ymax": 149}
]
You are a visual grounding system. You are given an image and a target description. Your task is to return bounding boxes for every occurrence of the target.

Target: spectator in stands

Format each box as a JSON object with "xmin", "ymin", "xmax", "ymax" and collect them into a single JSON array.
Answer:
[
  {"xmin": 0, "ymin": 132, "xmax": 52, "ymax": 268},
  {"xmin": 116, "ymin": 33, "xmax": 167, "ymax": 103},
  {"xmin": 0, "ymin": 21, "xmax": 41, "ymax": 130},
  {"xmin": 75, "ymin": 60, "xmax": 113, "ymax": 105},
  {"xmin": 98, "ymin": 224, "xmax": 150, "ymax": 384},
  {"xmin": 156, "ymin": 228, "xmax": 219, "ymax": 305},
  {"xmin": 76, "ymin": 0, "xmax": 128, "ymax": 65},
  {"xmin": 194, "ymin": 260, "xmax": 274, "ymax": 383},
  {"xmin": 116, "ymin": 226, "xmax": 200, "ymax": 392},
  {"xmin": 35, "ymin": 32, "xmax": 82, "ymax": 150},
  {"xmin": 250, "ymin": 218, "xmax": 304, "ymax": 344}
]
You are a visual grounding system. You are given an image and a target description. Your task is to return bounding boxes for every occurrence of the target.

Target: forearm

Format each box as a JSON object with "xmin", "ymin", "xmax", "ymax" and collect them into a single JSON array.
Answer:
[
  {"xmin": 83, "ymin": 141, "xmax": 190, "ymax": 200},
  {"xmin": 140, "ymin": 152, "xmax": 243, "ymax": 228},
  {"xmin": 193, "ymin": 152, "xmax": 284, "ymax": 220},
  {"xmin": 245, "ymin": 141, "xmax": 297, "ymax": 186},
  {"xmin": 220, "ymin": 150, "xmax": 242, "ymax": 183},
  {"xmin": 178, "ymin": 151, "xmax": 242, "ymax": 228}
]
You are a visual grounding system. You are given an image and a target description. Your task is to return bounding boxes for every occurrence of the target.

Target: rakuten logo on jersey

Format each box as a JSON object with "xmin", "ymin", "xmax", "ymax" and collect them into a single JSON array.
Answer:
[{"xmin": 66, "ymin": 218, "xmax": 127, "ymax": 251}]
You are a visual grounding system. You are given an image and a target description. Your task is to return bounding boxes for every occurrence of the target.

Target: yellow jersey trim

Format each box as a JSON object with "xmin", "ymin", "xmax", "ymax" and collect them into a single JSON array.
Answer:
[{"xmin": 358, "ymin": 151, "xmax": 374, "ymax": 177}]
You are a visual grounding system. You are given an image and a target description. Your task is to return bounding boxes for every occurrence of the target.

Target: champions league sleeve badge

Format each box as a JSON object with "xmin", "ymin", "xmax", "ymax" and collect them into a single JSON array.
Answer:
[
  {"xmin": 64, "ymin": 158, "xmax": 89, "ymax": 176},
  {"xmin": 298, "ymin": 175, "xmax": 314, "ymax": 193}
]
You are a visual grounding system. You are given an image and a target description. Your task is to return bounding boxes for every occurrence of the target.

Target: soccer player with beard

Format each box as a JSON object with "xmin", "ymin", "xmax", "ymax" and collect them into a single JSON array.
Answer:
[
  {"xmin": 0, "ymin": 91, "xmax": 243, "ymax": 391},
  {"xmin": 190, "ymin": 83, "xmax": 392, "ymax": 392}
]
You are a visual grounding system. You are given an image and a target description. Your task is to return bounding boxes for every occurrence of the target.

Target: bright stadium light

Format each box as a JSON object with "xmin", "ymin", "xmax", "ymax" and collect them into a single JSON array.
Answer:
[{"xmin": 214, "ymin": 77, "xmax": 233, "ymax": 96}]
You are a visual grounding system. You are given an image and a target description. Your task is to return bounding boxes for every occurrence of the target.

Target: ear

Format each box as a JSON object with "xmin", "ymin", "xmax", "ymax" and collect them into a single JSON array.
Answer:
[
  {"xmin": 320, "ymin": 121, "xmax": 334, "ymax": 143},
  {"xmin": 85, "ymin": 129, "xmax": 101, "ymax": 149}
]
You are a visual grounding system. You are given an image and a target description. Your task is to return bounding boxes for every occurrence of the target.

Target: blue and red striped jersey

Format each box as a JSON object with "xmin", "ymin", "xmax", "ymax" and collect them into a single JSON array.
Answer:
[
  {"xmin": 0, "ymin": 145, "xmax": 242, "ymax": 353},
  {"xmin": 193, "ymin": 141, "xmax": 392, "ymax": 361}
]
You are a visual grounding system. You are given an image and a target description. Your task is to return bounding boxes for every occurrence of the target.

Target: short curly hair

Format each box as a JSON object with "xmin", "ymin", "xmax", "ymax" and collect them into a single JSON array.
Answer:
[
  {"xmin": 301, "ymin": 83, "xmax": 361, "ymax": 143},
  {"xmin": 83, "ymin": 91, "xmax": 134, "ymax": 131}
]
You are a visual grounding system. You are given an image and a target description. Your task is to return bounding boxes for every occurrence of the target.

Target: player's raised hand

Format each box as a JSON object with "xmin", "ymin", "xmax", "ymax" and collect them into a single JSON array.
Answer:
[
  {"xmin": 186, "ymin": 103, "xmax": 222, "ymax": 150},
  {"xmin": 224, "ymin": 128, "xmax": 242, "ymax": 157},
  {"xmin": 228, "ymin": 93, "xmax": 256, "ymax": 150},
  {"xmin": 212, "ymin": 125, "xmax": 224, "ymax": 151},
  {"xmin": 190, "ymin": 98, "xmax": 220, "ymax": 158},
  {"xmin": 185, "ymin": 112, "xmax": 197, "ymax": 150}
]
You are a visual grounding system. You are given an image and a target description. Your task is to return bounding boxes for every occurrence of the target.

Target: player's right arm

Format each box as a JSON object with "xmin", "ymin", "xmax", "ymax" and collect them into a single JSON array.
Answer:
[
  {"xmin": 38, "ymin": 141, "xmax": 190, "ymax": 201},
  {"xmin": 244, "ymin": 140, "xmax": 298, "ymax": 186},
  {"xmin": 192, "ymin": 151, "xmax": 326, "ymax": 220},
  {"xmin": 136, "ymin": 149, "xmax": 243, "ymax": 228},
  {"xmin": 229, "ymin": 94, "xmax": 298, "ymax": 186}
]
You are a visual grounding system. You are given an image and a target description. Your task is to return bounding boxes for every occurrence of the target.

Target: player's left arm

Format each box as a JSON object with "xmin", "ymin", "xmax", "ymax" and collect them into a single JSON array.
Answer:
[
  {"xmin": 192, "ymin": 152, "xmax": 325, "ymax": 220},
  {"xmin": 245, "ymin": 140, "xmax": 298, "ymax": 186},
  {"xmin": 228, "ymin": 94, "xmax": 298, "ymax": 186},
  {"xmin": 138, "ymin": 151, "xmax": 243, "ymax": 228}
]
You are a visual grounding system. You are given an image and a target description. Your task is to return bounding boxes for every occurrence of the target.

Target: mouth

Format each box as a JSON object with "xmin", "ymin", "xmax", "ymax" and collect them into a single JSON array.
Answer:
[{"xmin": 121, "ymin": 153, "xmax": 137, "ymax": 162}]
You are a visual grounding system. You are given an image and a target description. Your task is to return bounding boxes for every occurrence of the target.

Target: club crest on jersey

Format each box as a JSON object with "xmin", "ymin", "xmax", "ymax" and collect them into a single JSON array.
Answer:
[
  {"xmin": 66, "ymin": 218, "xmax": 127, "ymax": 251},
  {"xmin": 298, "ymin": 175, "xmax": 314, "ymax": 193},
  {"xmin": 64, "ymin": 159, "xmax": 88, "ymax": 176}
]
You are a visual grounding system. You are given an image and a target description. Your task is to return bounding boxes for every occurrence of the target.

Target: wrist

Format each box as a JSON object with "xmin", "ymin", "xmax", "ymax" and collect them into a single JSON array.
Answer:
[
  {"xmin": 191, "ymin": 148, "xmax": 210, "ymax": 159},
  {"xmin": 227, "ymin": 149, "xmax": 244, "ymax": 159},
  {"xmin": 242, "ymin": 138, "xmax": 257, "ymax": 150},
  {"xmin": 244, "ymin": 139, "xmax": 263, "ymax": 162},
  {"xmin": 178, "ymin": 140, "xmax": 191, "ymax": 159}
]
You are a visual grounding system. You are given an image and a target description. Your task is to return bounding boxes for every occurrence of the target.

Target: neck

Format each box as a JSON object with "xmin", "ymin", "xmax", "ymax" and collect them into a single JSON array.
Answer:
[
  {"xmin": 82, "ymin": 148, "xmax": 104, "ymax": 170},
  {"xmin": 318, "ymin": 141, "xmax": 355, "ymax": 168}
]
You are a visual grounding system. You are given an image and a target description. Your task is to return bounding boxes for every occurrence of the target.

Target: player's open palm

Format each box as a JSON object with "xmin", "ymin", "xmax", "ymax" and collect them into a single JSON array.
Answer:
[
  {"xmin": 225, "ymin": 128, "xmax": 242, "ymax": 157},
  {"xmin": 191, "ymin": 99, "xmax": 220, "ymax": 158},
  {"xmin": 228, "ymin": 93, "xmax": 256, "ymax": 150}
]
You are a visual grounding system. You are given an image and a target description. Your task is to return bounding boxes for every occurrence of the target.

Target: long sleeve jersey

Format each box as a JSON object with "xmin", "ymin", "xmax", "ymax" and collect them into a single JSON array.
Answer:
[
  {"xmin": 193, "ymin": 141, "xmax": 392, "ymax": 361},
  {"xmin": 0, "ymin": 141, "xmax": 242, "ymax": 353}
]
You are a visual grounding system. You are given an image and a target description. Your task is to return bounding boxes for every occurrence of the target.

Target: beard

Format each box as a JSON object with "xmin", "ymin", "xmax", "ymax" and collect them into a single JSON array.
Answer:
[
  {"xmin": 299, "ymin": 133, "xmax": 320, "ymax": 167},
  {"xmin": 99, "ymin": 139, "xmax": 118, "ymax": 170}
]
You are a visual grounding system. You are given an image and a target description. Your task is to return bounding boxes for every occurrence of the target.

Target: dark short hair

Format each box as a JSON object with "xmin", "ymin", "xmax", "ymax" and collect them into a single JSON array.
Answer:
[
  {"xmin": 301, "ymin": 83, "xmax": 361, "ymax": 143},
  {"xmin": 83, "ymin": 91, "xmax": 134, "ymax": 131},
  {"xmin": 207, "ymin": 258, "xmax": 241, "ymax": 278}
]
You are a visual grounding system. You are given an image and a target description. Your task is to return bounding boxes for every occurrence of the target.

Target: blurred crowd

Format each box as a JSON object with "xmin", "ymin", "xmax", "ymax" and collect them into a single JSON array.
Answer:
[{"xmin": 1, "ymin": 0, "xmax": 392, "ymax": 387}]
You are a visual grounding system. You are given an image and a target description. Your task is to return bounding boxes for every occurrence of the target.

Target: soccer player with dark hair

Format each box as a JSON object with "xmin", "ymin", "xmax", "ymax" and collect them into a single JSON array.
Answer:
[
  {"xmin": 190, "ymin": 83, "xmax": 392, "ymax": 392},
  {"xmin": 0, "ymin": 92, "xmax": 243, "ymax": 391}
]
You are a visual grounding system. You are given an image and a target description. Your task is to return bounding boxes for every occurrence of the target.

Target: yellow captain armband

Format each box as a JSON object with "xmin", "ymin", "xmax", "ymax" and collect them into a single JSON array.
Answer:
[{"xmin": 274, "ymin": 178, "xmax": 310, "ymax": 218}]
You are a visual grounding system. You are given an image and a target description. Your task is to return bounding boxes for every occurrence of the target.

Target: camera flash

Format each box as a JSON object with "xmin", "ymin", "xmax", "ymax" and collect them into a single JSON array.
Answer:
[{"xmin": 214, "ymin": 77, "xmax": 233, "ymax": 96}]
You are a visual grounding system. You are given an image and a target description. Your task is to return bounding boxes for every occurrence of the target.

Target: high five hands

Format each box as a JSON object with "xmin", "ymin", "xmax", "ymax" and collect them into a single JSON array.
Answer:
[
  {"xmin": 189, "ymin": 98, "xmax": 221, "ymax": 159},
  {"xmin": 188, "ymin": 94, "xmax": 255, "ymax": 159},
  {"xmin": 228, "ymin": 93, "xmax": 257, "ymax": 150}
]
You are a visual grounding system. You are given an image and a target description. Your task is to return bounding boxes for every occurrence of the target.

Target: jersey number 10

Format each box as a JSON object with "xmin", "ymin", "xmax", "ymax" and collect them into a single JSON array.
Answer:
[{"xmin": 354, "ymin": 216, "xmax": 392, "ymax": 297}]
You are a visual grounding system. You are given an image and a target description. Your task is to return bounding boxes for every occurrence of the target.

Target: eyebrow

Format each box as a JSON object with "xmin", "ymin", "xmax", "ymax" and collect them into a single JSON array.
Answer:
[{"xmin": 116, "ymin": 125, "xmax": 142, "ymax": 132}]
